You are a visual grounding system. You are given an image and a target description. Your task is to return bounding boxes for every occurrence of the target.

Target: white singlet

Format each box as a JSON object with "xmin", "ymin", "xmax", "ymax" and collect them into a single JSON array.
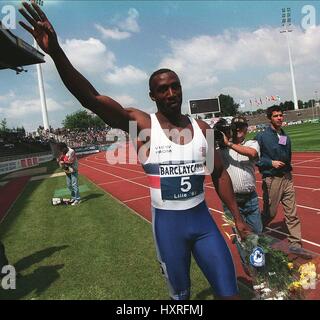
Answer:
[{"xmin": 142, "ymin": 113, "xmax": 208, "ymax": 210}]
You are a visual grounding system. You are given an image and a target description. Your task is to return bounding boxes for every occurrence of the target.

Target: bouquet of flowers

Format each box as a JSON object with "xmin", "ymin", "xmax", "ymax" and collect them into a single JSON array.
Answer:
[{"xmin": 222, "ymin": 214, "xmax": 319, "ymax": 300}]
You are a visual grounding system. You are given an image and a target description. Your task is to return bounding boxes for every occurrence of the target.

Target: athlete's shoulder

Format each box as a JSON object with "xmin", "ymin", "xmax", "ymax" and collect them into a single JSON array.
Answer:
[
  {"xmin": 194, "ymin": 119, "xmax": 212, "ymax": 139},
  {"xmin": 125, "ymin": 107, "xmax": 150, "ymax": 118},
  {"xmin": 195, "ymin": 119, "xmax": 211, "ymax": 130},
  {"xmin": 125, "ymin": 107, "xmax": 151, "ymax": 129}
]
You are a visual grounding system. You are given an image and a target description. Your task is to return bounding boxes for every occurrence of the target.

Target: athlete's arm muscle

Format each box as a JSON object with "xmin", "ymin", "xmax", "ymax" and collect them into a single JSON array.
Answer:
[
  {"xmin": 19, "ymin": 2, "xmax": 144, "ymax": 133},
  {"xmin": 197, "ymin": 120, "xmax": 252, "ymax": 240}
]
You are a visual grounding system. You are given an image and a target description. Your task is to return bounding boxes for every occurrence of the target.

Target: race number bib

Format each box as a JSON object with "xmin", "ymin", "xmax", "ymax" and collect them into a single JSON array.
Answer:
[{"xmin": 159, "ymin": 162, "xmax": 205, "ymax": 201}]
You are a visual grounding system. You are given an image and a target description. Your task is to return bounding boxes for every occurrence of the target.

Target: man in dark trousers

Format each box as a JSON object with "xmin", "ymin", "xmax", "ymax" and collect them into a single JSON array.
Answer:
[
  {"xmin": 255, "ymin": 106, "xmax": 312, "ymax": 259},
  {"xmin": 19, "ymin": 1, "xmax": 252, "ymax": 299}
]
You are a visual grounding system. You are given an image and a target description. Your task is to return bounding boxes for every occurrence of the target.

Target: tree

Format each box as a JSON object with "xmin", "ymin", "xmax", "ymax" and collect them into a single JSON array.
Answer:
[
  {"xmin": 218, "ymin": 94, "xmax": 239, "ymax": 116},
  {"xmin": 280, "ymin": 101, "xmax": 294, "ymax": 111},
  {"xmin": 16, "ymin": 126, "xmax": 26, "ymax": 137},
  {"xmin": 0, "ymin": 118, "xmax": 8, "ymax": 133},
  {"xmin": 256, "ymin": 108, "xmax": 265, "ymax": 114},
  {"xmin": 91, "ymin": 115, "xmax": 106, "ymax": 129},
  {"xmin": 62, "ymin": 110, "xmax": 106, "ymax": 130},
  {"xmin": 306, "ymin": 99, "xmax": 315, "ymax": 109}
]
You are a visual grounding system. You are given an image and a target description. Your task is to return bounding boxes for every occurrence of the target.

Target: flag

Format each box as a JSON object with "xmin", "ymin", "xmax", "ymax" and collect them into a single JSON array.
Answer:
[{"xmin": 239, "ymin": 99, "xmax": 246, "ymax": 108}]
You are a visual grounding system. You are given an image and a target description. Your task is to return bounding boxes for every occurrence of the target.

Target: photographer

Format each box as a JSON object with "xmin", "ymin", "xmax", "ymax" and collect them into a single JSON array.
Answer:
[
  {"xmin": 57, "ymin": 143, "xmax": 81, "ymax": 206},
  {"xmin": 217, "ymin": 116, "xmax": 263, "ymax": 269},
  {"xmin": 214, "ymin": 118, "xmax": 231, "ymax": 149}
]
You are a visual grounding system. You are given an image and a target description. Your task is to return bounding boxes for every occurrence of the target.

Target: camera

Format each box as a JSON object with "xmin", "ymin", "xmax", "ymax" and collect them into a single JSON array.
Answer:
[{"xmin": 213, "ymin": 118, "xmax": 231, "ymax": 148}]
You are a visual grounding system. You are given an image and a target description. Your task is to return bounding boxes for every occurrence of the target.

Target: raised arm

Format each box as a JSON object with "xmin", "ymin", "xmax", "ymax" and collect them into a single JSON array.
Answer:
[
  {"xmin": 19, "ymin": 1, "xmax": 132, "ymax": 132},
  {"xmin": 224, "ymin": 136, "xmax": 258, "ymax": 160}
]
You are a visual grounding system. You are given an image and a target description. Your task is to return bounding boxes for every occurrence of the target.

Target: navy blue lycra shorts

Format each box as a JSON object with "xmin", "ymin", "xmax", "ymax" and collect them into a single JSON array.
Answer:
[{"xmin": 152, "ymin": 201, "xmax": 238, "ymax": 299}]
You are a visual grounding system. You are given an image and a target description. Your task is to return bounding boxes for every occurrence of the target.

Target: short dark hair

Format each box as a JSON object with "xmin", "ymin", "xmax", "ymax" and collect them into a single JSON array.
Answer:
[
  {"xmin": 148, "ymin": 68, "xmax": 178, "ymax": 92},
  {"xmin": 266, "ymin": 105, "xmax": 283, "ymax": 119},
  {"xmin": 58, "ymin": 142, "xmax": 68, "ymax": 154}
]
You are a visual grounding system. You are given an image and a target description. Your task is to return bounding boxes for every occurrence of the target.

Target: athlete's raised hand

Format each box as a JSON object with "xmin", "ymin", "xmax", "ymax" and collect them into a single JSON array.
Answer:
[{"xmin": 19, "ymin": 1, "xmax": 58, "ymax": 54}]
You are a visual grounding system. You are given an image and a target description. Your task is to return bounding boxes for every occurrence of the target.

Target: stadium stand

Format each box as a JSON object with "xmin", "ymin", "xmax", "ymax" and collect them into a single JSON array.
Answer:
[
  {"xmin": 41, "ymin": 127, "xmax": 114, "ymax": 148},
  {"xmin": 246, "ymin": 108, "xmax": 317, "ymax": 126}
]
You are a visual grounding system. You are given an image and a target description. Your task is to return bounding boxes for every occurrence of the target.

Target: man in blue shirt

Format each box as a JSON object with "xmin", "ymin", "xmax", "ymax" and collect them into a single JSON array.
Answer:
[{"xmin": 255, "ymin": 106, "xmax": 312, "ymax": 259}]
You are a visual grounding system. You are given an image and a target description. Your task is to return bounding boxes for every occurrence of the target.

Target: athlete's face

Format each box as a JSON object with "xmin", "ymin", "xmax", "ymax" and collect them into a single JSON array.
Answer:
[{"xmin": 149, "ymin": 72, "xmax": 183, "ymax": 118}]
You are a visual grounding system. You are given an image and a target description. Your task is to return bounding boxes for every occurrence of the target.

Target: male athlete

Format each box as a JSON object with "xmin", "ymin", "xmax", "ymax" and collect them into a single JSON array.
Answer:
[{"xmin": 19, "ymin": 1, "xmax": 251, "ymax": 299}]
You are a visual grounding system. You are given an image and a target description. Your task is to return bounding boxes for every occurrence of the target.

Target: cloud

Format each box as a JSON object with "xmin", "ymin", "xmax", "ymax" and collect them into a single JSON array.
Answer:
[
  {"xmin": 113, "ymin": 95, "xmax": 137, "ymax": 107},
  {"xmin": 159, "ymin": 28, "xmax": 286, "ymax": 89},
  {"xmin": 158, "ymin": 25, "xmax": 320, "ymax": 102},
  {"xmin": 61, "ymin": 38, "xmax": 116, "ymax": 73},
  {"xmin": 95, "ymin": 8, "xmax": 140, "ymax": 40},
  {"xmin": 104, "ymin": 65, "xmax": 148, "ymax": 85},
  {"xmin": 0, "ymin": 90, "xmax": 15, "ymax": 102},
  {"xmin": 94, "ymin": 24, "xmax": 131, "ymax": 40},
  {"xmin": 266, "ymin": 72, "xmax": 291, "ymax": 91},
  {"xmin": 119, "ymin": 8, "xmax": 140, "ymax": 33},
  {"xmin": 219, "ymin": 86, "xmax": 266, "ymax": 99},
  {"xmin": 1, "ymin": 98, "xmax": 63, "ymax": 119}
]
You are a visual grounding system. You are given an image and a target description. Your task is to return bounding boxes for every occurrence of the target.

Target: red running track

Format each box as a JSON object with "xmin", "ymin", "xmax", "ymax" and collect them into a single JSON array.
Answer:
[
  {"xmin": 79, "ymin": 145, "xmax": 320, "ymax": 285},
  {"xmin": 0, "ymin": 176, "xmax": 30, "ymax": 223}
]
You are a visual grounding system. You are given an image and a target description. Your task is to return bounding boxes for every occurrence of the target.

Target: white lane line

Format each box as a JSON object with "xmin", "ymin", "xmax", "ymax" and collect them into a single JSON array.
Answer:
[
  {"xmin": 97, "ymin": 175, "xmax": 146, "ymax": 186},
  {"xmin": 86, "ymin": 157, "xmax": 320, "ymax": 181},
  {"xmin": 204, "ymin": 184, "xmax": 320, "ymax": 212},
  {"xmin": 209, "ymin": 207, "xmax": 320, "ymax": 249},
  {"xmin": 264, "ymin": 227, "xmax": 320, "ymax": 248},
  {"xmin": 292, "ymin": 155, "xmax": 320, "ymax": 159},
  {"xmin": 124, "ymin": 195, "xmax": 151, "ymax": 203},
  {"xmin": 82, "ymin": 160, "xmax": 320, "ymax": 250},
  {"xmin": 292, "ymin": 157, "xmax": 320, "ymax": 166},
  {"xmin": 292, "ymin": 165, "xmax": 320, "ymax": 169},
  {"xmin": 255, "ymin": 180, "xmax": 319, "ymax": 191},
  {"xmin": 83, "ymin": 159, "xmax": 320, "ymax": 211},
  {"xmin": 81, "ymin": 162, "xmax": 150, "ymax": 190},
  {"xmin": 293, "ymin": 173, "xmax": 320, "ymax": 179},
  {"xmin": 84, "ymin": 158, "xmax": 144, "ymax": 174},
  {"xmin": 296, "ymin": 203, "xmax": 320, "ymax": 211},
  {"xmin": 255, "ymin": 172, "xmax": 320, "ymax": 179}
]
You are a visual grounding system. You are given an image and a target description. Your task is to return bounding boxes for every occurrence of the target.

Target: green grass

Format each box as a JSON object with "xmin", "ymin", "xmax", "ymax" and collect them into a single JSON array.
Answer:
[
  {"xmin": 247, "ymin": 122, "xmax": 320, "ymax": 151},
  {"xmin": 1, "ymin": 174, "xmax": 253, "ymax": 300}
]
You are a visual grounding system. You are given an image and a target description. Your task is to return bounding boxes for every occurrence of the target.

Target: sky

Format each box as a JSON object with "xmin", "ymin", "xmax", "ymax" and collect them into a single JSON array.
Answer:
[{"xmin": 0, "ymin": 0, "xmax": 320, "ymax": 132}]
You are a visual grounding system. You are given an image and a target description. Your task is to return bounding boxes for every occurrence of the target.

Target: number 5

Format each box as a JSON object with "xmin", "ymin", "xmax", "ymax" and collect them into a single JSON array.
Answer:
[{"xmin": 181, "ymin": 177, "xmax": 191, "ymax": 192}]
